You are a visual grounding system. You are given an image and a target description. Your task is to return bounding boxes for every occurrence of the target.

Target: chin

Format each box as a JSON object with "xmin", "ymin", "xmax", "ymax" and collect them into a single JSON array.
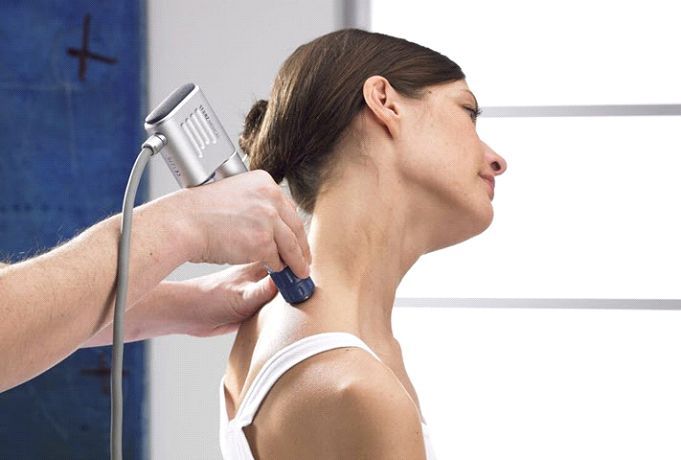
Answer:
[
  {"xmin": 478, "ymin": 200, "xmax": 495, "ymax": 232},
  {"xmin": 429, "ymin": 202, "xmax": 494, "ymax": 252}
]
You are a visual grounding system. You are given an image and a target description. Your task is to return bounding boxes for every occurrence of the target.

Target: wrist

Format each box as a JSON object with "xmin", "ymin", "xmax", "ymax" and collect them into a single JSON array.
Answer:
[
  {"xmin": 136, "ymin": 281, "xmax": 195, "ymax": 337},
  {"xmin": 147, "ymin": 189, "xmax": 201, "ymax": 265},
  {"xmin": 155, "ymin": 279, "xmax": 214, "ymax": 337}
]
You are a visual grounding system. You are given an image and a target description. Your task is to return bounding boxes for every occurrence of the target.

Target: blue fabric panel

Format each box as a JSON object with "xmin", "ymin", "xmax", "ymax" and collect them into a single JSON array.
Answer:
[{"xmin": 0, "ymin": 1, "xmax": 148, "ymax": 458}]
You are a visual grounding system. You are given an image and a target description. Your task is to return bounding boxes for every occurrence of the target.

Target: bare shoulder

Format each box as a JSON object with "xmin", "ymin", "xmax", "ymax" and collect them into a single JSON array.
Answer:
[{"xmin": 249, "ymin": 347, "xmax": 426, "ymax": 460}]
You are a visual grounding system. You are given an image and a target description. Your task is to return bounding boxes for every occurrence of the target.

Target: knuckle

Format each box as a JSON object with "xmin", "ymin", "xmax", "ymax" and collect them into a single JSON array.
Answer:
[
  {"xmin": 268, "ymin": 184, "xmax": 283, "ymax": 201},
  {"xmin": 254, "ymin": 180, "xmax": 275, "ymax": 198},
  {"xmin": 256, "ymin": 184, "xmax": 271, "ymax": 199},
  {"xmin": 262, "ymin": 205, "xmax": 278, "ymax": 221}
]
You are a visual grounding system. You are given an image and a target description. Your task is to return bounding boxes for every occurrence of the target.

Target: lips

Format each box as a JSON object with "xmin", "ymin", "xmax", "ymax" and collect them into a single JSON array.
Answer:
[{"xmin": 480, "ymin": 175, "xmax": 495, "ymax": 199}]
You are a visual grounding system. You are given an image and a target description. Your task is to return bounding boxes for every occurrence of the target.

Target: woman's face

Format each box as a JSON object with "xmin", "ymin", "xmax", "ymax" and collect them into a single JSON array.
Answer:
[{"xmin": 397, "ymin": 79, "xmax": 507, "ymax": 252}]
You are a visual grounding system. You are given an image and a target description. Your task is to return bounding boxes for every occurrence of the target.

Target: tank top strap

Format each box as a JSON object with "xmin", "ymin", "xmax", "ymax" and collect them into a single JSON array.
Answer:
[{"xmin": 231, "ymin": 332, "xmax": 381, "ymax": 428}]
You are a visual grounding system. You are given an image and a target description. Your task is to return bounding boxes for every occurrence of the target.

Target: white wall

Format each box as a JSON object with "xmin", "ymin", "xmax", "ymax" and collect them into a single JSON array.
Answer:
[
  {"xmin": 373, "ymin": 1, "xmax": 681, "ymax": 459},
  {"xmin": 146, "ymin": 1, "xmax": 342, "ymax": 458}
]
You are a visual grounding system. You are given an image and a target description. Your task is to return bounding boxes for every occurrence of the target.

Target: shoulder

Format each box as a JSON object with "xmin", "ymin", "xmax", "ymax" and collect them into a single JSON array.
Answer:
[
  {"xmin": 255, "ymin": 346, "xmax": 427, "ymax": 459},
  {"xmin": 321, "ymin": 355, "xmax": 427, "ymax": 459}
]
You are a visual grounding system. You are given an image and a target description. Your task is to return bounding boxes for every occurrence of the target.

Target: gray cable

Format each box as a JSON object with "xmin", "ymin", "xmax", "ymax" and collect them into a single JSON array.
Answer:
[{"xmin": 111, "ymin": 145, "xmax": 154, "ymax": 460}]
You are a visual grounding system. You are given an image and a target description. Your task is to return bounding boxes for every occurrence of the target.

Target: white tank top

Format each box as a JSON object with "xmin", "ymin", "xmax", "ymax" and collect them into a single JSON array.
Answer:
[{"xmin": 219, "ymin": 331, "xmax": 438, "ymax": 459}]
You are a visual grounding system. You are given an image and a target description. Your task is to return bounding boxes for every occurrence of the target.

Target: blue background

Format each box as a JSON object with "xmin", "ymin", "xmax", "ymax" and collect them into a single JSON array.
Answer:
[{"xmin": 0, "ymin": 1, "xmax": 148, "ymax": 458}]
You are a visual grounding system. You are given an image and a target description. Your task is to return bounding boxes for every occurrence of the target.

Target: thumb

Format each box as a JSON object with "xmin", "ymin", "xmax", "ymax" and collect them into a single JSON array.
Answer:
[
  {"xmin": 239, "ymin": 275, "xmax": 278, "ymax": 315},
  {"xmin": 234, "ymin": 262, "xmax": 269, "ymax": 283}
]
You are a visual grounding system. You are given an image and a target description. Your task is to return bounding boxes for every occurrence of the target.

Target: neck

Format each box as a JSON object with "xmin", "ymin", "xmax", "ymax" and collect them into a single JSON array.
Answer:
[
  {"xmin": 227, "ymin": 147, "xmax": 430, "ymax": 394},
  {"xmin": 225, "ymin": 163, "xmax": 427, "ymax": 409},
  {"xmin": 294, "ymin": 159, "xmax": 426, "ymax": 349}
]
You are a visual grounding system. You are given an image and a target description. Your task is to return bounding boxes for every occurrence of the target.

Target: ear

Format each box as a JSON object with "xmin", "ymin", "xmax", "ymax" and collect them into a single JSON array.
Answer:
[{"xmin": 362, "ymin": 75, "xmax": 402, "ymax": 139}]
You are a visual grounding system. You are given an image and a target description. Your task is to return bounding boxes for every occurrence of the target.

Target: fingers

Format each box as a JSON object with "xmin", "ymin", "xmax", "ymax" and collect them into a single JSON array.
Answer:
[
  {"xmin": 259, "ymin": 186, "xmax": 310, "ymax": 278},
  {"xmin": 274, "ymin": 194, "xmax": 312, "ymax": 265},
  {"xmin": 249, "ymin": 262, "xmax": 269, "ymax": 280},
  {"xmin": 240, "ymin": 275, "xmax": 278, "ymax": 312},
  {"xmin": 199, "ymin": 170, "xmax": 312, "ymax": 274},
  {"xmin": 269, "ymin": 217, "xmax": 309, "ymax": 279},
  {"xmin": 229, "ymin": 262, "xmax": 269, "ymax": 282}
]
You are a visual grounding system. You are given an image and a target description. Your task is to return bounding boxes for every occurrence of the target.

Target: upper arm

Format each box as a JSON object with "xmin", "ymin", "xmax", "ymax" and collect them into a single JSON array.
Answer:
[
  {"xmin": 278, "ymin": 350, "xmax": 427, "ymax": 460},
  {"xmin": 330, "ymin": 375, "xmax": 427, "ymax": 459}
]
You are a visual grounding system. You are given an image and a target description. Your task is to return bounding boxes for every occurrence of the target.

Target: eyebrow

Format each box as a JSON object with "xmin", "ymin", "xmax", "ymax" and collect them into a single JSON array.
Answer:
[{"xmin": 462, "ymin": 89, "xmax": 480, "ymax": 111}]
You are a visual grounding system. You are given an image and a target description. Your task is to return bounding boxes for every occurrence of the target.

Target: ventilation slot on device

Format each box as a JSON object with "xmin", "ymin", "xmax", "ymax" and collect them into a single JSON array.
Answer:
[{"xmin": 181, "ymin": 108, "xmax": 217, "ymax": 158}]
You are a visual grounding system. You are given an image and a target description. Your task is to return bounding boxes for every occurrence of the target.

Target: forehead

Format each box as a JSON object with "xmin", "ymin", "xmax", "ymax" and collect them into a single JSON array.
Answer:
[
  {"xmin": 435, "ymin": 79, "xmax": 472, "ymax": 98},
  {"xmin": 423, "ymin": 80, "xmax": 477, "ymax": 109},
  {"xmin": 446, "ymin": 79, "xmax": 470, "ymax": 92}
]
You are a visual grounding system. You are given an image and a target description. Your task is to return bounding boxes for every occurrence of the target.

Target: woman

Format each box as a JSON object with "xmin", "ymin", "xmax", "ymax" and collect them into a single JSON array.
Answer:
[{"xmin": 220, "ymin": 28, "xmax": 507, "ymax": 459}]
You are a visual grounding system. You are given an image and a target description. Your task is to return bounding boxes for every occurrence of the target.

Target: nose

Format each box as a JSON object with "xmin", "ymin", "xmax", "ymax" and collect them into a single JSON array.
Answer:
[{"xmin": 482, "ymin": 141, "xmax": 507, "ymax": 176}]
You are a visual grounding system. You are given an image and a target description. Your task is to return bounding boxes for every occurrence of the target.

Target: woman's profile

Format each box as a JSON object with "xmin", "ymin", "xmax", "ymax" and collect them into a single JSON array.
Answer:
[{"xmin": 220, "ymin": 28, "xmax": 507, "ymax": 459}]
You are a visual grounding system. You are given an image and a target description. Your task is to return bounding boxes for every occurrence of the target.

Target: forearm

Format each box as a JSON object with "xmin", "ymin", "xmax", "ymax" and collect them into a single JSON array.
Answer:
[
  {"xmin": 81, "ymin": 280, "xmax": 234, "ymax": 347},
  {"xmin": 0, "ymin": 191, "xmax": 196, "ymax": 392}
]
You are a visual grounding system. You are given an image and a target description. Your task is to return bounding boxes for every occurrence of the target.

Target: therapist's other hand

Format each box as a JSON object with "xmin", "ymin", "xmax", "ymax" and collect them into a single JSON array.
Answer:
[
  {"xmin": 81, "ymin": 263, "xmax": 277, "ymax": 347},
  {"xmin": 177, "ymin": 170, "xmax": 311, "ymax": 279},
  {"xmin": 176, "ymin": 263, "xmax": 278, "ymax": 337}
]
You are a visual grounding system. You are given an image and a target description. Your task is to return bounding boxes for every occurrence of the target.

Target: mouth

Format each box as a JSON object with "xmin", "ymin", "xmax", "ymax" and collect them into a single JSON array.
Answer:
[{"xmin": 480, "ymin": 175, "xmax": 495, "ymax": 200}]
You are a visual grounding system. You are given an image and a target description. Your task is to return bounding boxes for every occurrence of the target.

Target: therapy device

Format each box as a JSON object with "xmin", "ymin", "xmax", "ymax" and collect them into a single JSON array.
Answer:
[{"xmin": 110, "ymin": 83, "xmax": 315, "ymax": 459}]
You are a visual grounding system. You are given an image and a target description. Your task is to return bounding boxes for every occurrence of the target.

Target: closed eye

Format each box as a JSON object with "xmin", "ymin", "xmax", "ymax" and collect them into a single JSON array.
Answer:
[{"xmin": 464, "ymin": 106, "xmax": 482, "ymax": 123}]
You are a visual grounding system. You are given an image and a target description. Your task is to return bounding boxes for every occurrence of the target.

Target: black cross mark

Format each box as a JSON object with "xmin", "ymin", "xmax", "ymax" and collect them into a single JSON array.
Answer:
[
  {"xmin": 80, "ymin": 350, "xmax": 129, "ymax": 395},
  {"xmin": 66, "ymin": 13, "xmax": 118, "ymax": 81}
]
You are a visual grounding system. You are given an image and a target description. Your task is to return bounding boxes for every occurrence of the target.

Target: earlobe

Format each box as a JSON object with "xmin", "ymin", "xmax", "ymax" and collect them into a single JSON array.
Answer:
[{"xmin": 362, "ymin": 75, "xmax": 401, "ymax": 138}]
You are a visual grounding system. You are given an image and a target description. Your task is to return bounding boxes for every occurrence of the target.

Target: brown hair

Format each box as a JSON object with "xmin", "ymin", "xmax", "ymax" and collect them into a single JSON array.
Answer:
[{"xmin": 239, "ymin": 28, "xmax": 465, "ymax": 213}]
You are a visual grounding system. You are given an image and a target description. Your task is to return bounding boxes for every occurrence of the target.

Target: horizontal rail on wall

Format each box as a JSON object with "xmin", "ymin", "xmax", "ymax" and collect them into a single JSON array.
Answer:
[
  {"xmin": 481, "ymin": 104, "xmax": 681, "ymax": 117},
  {"xmin": 394, "ymin": 298, "xmax": 681, "ymax": 310}
]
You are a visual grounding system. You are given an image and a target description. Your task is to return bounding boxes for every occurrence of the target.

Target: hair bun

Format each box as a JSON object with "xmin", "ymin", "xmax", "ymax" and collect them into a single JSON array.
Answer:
[{"xmin": 239, "ymin": 99, "xmax": 268, "ymax": 157}]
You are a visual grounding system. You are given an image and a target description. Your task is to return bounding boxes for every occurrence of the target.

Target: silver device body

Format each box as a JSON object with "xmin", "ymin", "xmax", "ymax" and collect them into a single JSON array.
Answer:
[
  {"xmin": 142, "ymin": 82, "xmax": 315, "ymax": 307},
  {"xmin": 109, "ymin": 82, "xmax": 313, "ymax": 459},
  {"xmin": 144, "ymin": 83, "xmax": 247, "ymax": 187}
]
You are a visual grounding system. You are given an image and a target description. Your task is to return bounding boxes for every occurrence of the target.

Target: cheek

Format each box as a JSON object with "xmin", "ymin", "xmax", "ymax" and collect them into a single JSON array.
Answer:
[
  {"xmin": 432, "ymin": 135, "xmax": 480, "ymax": 190},
  {"xmin": 399, "ymin": 121, "xmax": 448, "ymax": 178},
  {"xmin": 401, "ymin": 117, "xmax": 482, "ymax": 196}
]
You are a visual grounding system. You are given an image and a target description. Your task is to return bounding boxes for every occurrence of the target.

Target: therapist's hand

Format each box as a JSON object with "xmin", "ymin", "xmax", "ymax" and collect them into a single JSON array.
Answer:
[
  {"xmin": 179, "ymin": 262, "xmax": 278, "ymax": 337},
  {"xmin": 82, "ymin": 262, "xmax": 278, "ymax": 347},
  {"xmin": 0, "ymin": 170, "xmax": 312, "ymax": 391},
  {"xmin": 177, "ymin": 170, "xmax": 311, "ymax": 279}
]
